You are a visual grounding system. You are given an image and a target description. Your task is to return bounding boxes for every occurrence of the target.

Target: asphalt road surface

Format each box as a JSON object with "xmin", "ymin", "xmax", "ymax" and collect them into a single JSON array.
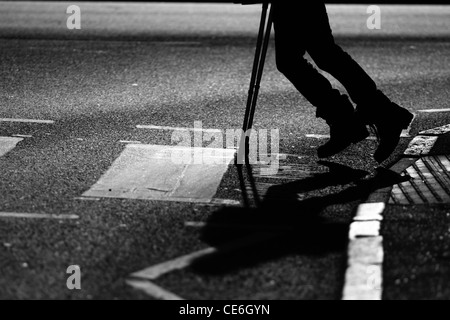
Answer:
[{"xmin": 0, "ymin": 2, "xmax": 450, "ymax": 300}]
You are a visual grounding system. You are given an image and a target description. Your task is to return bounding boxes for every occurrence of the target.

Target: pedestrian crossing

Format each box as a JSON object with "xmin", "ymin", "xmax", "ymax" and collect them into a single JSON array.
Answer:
[
  {"xmin": 1, "ymin": 117, "xmax": 450, "ymax": 299},
  {"xmin": 1, "ymin": 122, "xmax": 449, "ymax": 207}
]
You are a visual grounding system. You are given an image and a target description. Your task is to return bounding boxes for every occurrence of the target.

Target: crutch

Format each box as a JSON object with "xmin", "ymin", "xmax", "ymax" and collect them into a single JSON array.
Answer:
[{"xmin": 237, "ymin": 2, "xmax": 274, "ymax": 165}]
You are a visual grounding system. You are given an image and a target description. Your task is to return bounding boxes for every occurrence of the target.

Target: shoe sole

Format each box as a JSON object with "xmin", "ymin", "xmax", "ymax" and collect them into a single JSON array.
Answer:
[{"xmin": 373, "ymin": 107, "xmax": 415, "ymax": 163}]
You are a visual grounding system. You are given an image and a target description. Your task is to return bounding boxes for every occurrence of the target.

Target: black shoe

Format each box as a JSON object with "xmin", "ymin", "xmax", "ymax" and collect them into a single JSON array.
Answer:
[
  {"xmin": 317, "ymin": 115, "xmax": 369, "ymax": 159},
  {"xmin": 370, "ymin": 103, "xmax": 414, "ymax": 163}
]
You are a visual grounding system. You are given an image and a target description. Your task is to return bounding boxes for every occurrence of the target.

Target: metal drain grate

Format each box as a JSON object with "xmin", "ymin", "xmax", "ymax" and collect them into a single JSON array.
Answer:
[{"xmin": 390, "ymin": 155, "xmax": 450, "ymax": 205}]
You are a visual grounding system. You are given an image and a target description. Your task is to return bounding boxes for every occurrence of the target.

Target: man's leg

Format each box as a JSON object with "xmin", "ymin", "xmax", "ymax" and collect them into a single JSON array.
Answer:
[
  {"xmin": 287, "ymin": 2, "xmax": 414, "ymax": 163},
  {"xmin": 273, "ymin": 3, "xmax": 342, "ymax": 119},
  {"xmin": 301, "ymin": 4, "xmax": 378, "ymax": 107},
  {"xmin": 272, "ymin": 3, "xmax": 369, "ymax": 158}
]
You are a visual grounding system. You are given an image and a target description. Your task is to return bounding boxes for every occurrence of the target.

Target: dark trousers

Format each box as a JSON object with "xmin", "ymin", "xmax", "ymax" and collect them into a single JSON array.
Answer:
[{"xmin": 273, "ymin": 3, "xmax": 378, "ymax": 120}]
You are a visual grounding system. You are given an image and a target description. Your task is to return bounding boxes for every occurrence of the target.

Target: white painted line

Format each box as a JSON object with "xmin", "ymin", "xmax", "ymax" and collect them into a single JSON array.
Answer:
[
  {"xmin": 131, "ymin": 247, "xmax": 218, "ymax": 280},
  {"xmin": 137, "ymin": 125, "xmax": 222, "ymax": 134},
  {"xmin": 343, "ymin": 202, "xmax": 385, "ymax": 300},
  {"xmin": 305, "ymin": 134, "xmax": 409, "ymax": 140},
  {"xmin": 419, "ymin": 124, "xmax": 450, "ymax": 136},
  {"xmin": 404, "ymin": 136, "xmax": 438, "ymax": 157},
  {"xmin": 119, "ymin": 140, "xmax": 142, "ymax": 144},
  {"xmin": 200, "ymin": 199, "xmax": 241, "ymax": 207},
  {"xmin": 74, "ymin": 197, "xmax": 101, "ymax": 201},
  {"xmin": 0, "ymin": 212, "xmax": 79, "ymax": 219},
  {"xmin": 354, "ymin": 203, "xmax": 385, "ymax": 222},
  {"xmin": 418, "ymin": 108, "xmax": 450, "ymax": 113},
  {"xmin": 305, "ymin": 134, "xmax": 330, "ymax": 139},
  {"xmin": 347, "ymin": 237, "xmax": 384, "ymax": 265},
  {"xmin": 0, "ymin": 118, "xmax": 54, "ymax": 124},
  {"xmin": 349, "ymin": 221, "xmax": 381, "ymax": 239},
  {"xmin": 343, "ymin": 262, "xmax": 383, "ymax": 300},
  {"xmin": 126, "ymin": 280, "xmax": 184, "ymax": 300},
  {"xmin": 0, "ymin": 137, "xmax": 23, "ymax": 157},
  {"xmin": 130, "ymin": 233, "xmax": 277, "ymax": 281},
  {"xmin": 12, "ymin": 134, "xmax": 32, "ymax": 138}
]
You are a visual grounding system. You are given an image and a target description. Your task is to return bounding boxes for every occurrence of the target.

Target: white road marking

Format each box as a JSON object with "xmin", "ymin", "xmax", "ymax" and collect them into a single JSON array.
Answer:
[
  {"xmin": 126, "ymin": 280, "xmax": 184, "ymax": 300},
  {"xmin": 74, "ymin": 197, "xmax": 101, "ymax": 201},
  {"xmin": 137, "ymin": 125, "xmax": 222, "ymax": 134},
  {"xmin": 418, "ymin": 108, "xmax": 450, "ymax": 113},
  {"xmin": 0, "ymin": 212, "xmax": 79, "ymax": 219},
  {"xmin": 349, "ymin": 221, "xmax": 381, "ymax": 239},
  {"xmin": 419, "ymin": 124, "xmax": 450, "ymax": 136},
  {"xmin": 0, "ymin": 118, "xmax": 54, "ymax": 124},
  {"xmin": 347, "ymin": 237, "xmax": 384, "ymax": 265},
  {"xmin": 0, "ymin": 137, "xmax": 23, "ymax": 157},
  {"xmin": 342, "ymin": 242, "xmax": 383, "ymax": 301},
  {"xmin": 354, "ymin": 203, "xmax": 385, "ymax": 222},
  {"xmin": 131, "ymin": 247, "xmax": 219, "ymax": 281},
  {"xmin": 404, "ymin": 136, "xmax": 438, "ymax": 157},
  {"xmin": 305, "ymin": 134, "xmax": 410, "ymax": 140},
  {"xmin": 83, "ymin": 144, "xmax": 235, "ymax": 203},
  {"xmin": 130, "ymin": 233, "xmax": 278, "ymax": 281},
  {"xmin": 119, "ymin": 140, "xmax": 142, "ymax": 144},
  {"xmin": 343, "ymin": 203, "xmax": 385, "ymax": 300},
  {"xmin": 305, "ymin": 134, "xmax": 331, "ymax": 139},
  {"xmin": 12, "ymin": 134, "xmax": 32, "ymax": 138},
  {"xmin": 199, "ymin": 199, "xmax": 241, "ymax": 207}
]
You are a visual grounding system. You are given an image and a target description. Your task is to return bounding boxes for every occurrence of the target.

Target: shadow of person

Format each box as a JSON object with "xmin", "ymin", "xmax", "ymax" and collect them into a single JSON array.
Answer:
[{"xmin": 189, "ymin": 161, "xmax": 409, "ymax": 276}]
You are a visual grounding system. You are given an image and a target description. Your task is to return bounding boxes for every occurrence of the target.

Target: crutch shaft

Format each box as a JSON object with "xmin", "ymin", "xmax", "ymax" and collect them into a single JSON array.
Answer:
[
  {"xmin": 246, "ymin": 5, "xmax": 273, "ymax": 134},
  {"xmin": 237, "ymin": 3, "xmax": 273, "ymax": 165},
  {"xmin": 242, "ymin": 2, "xmax": 269, "ymax": 134}
]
